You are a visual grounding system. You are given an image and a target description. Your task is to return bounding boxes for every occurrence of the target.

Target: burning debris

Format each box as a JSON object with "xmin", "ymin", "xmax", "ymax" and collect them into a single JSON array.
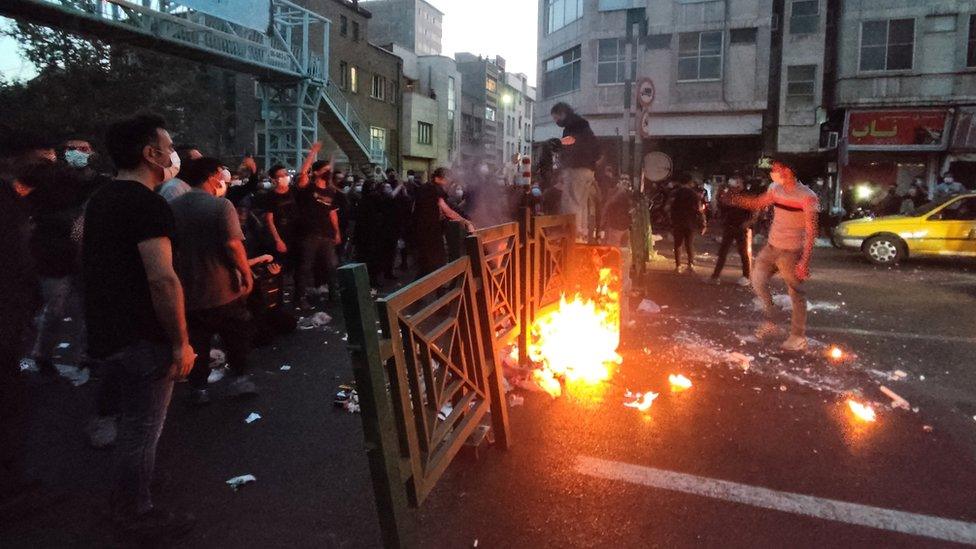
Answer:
[
  {"xmin": 668, "ymin": 374, "xmax": 693, "ymax": 392},
  {"xmin": 527, "ymin": 268, "xmax": 622, "ymax": 398},
  {"xmin": 623, "ymin": 391, "xmax": 658, "ymax": 412},
  {"xmin": 847, "ymin": 399, "xmax": 877, "ymax": 422}
]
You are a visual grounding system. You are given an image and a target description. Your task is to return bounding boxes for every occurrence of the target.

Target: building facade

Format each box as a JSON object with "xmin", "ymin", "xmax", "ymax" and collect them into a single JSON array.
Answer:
[
  {"xmin": 535, "ymin": 0, "xmax": 976, "ymax": 203},
  {"xmin": 297, "ymin": 0, "xmax": 403, "ymax": 170},
  {"xmin": 457, "ymin": 53, "xmax": 505, "ymax": 167},
  {"xmin": 390, "ymin": 44, "xmax": 462, "ymax": 178},
  {"xmin": 500, "ymin": 72, "xmax": 537, "ymax": 163},
  {"xmin": 361, "ymin": 0, "xmax": 444, "ymax": 55},
  {"xmin": 832, "ymin": 0, "xmax": 976, "ymax": 196}
]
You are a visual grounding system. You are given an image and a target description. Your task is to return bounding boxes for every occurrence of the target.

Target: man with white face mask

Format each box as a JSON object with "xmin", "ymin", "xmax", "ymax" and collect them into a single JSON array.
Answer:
[
  {"xmin": 155, "ymin": 146, "xmax": 188, "ymax": 202},
  {"xmin": 83, "ymin": 113, "xmax": 195, "ymax": 541}
]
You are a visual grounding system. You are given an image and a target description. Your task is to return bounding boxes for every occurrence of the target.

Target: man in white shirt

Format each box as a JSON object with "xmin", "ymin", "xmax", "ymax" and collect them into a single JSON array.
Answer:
[{"xmin": 727, "ymin": 162, "xmax": 819, "ymax": 351}]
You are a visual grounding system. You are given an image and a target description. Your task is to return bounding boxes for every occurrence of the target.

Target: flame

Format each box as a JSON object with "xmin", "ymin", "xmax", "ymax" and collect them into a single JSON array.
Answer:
[
  {"xmin": 847, "ymin": 399, "xmax": 876, "ymax": 422},
  {"xmin": 668, "ymin": 374, "xmax": 692, "ymax": 392},
  {"xmin": 828, "ymin": 346, "xmax": 844, "ymax": 361},
  {"xmin": 624, "ymin": 391, "xmax": 658, "ymax": 411},
  {"xmin": 527, "ymin": 268, "xmax": 621, "ymax": 398}
]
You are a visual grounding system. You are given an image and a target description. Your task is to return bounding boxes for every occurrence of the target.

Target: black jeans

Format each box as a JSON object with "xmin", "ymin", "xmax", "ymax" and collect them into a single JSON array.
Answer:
[
  {"xmin": 296, "ymin": 235, "xmax": 338, "ymax": 299},
  {"xmin": 672, "ymin": 226, "xmax": 696, "ymax": 268},
  {"xmin": 712, "ymin": 226, "xmax": 752, "ymax": 279},
  {"xmin": 187, "ymin": 298, "xmax": 253, "ymax": 390}
]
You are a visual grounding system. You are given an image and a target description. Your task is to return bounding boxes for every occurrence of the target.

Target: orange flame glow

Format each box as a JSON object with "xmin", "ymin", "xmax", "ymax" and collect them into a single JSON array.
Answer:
[
  {"xmin": 624, "ymin": 391, "xmax": 658, "ymax": 411},
  {"xmin": 847, "ymin": 399, "xmax": 876, "ymax": 422},
  {"xmin": 527, "ymin": 268, "xmax": 621, "ymax": 398},
  {"xmin": 828, "ymin": 346, "xmax": 844, "ymax": 361},
  {"xmin": 668, "ymin": 374, "xmax": 693, "ymax": 392}
]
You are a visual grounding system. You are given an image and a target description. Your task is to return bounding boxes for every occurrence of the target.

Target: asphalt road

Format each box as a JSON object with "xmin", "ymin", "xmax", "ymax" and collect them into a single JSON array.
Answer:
[{"xmin": 3, "ymin": 237, "xmax": 975, "ymax": 548}]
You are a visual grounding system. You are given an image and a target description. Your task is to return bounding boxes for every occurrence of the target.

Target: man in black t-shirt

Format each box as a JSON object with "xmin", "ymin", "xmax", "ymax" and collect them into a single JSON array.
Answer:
[
  {"xmin": 710, "ymin": 176, "xmax": 756, "ymax": 285},
  {"xmin": 412, "ymin": 167, "xmax": 474, "ymax": 278},
  {"xmin": 295, "ymin": 159, "xmax": 341, "ymax": 308},
  {"xmin": 669, "ymin": 172, "xmax": 706, "ymax": 272},
  {"xmin": 259, "ymin": 164, "xmax": 299, "ymax": 266},
  {"xmin": 83, "ymin": 114, "xmax": 195, "ymax": 542}
]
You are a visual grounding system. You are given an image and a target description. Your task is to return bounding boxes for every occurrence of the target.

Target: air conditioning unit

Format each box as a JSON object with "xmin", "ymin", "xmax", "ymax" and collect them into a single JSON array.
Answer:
[{"xmin": 825, "ymin": 131, "xmax": 839, "ymax": 149}]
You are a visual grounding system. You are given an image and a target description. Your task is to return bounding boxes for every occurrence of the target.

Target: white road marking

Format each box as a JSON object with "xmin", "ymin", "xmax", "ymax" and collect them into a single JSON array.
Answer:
[
  {"xmin": 576, "ymin": 456, "xmax": 976, "ymax": 545},
  {"xmin": 673, "ymin": 315, "xmax": 976, "ymax": 345}
]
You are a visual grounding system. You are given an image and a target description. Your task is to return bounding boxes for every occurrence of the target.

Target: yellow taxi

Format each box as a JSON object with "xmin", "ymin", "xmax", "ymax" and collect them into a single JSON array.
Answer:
[{"xmin": 834, "ymin": 193, "xmax": 976, "ymax": 265}]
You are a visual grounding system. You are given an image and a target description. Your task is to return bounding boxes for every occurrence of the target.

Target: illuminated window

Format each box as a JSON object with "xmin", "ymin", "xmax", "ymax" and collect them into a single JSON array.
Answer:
[
  {"xmin": 370, "ymin": 127, "xmax": 386, "ymax": 153},
  {"xmin": 486, "ymin": 77, "xmax": 497, "ymax": 93},
  {"xmin": 350, "ymin": 66, "xmax": 358, "ymax": 93},
  {"xmin": 485, "ymin": 106, "xmax": 496, "ymax": 121}
]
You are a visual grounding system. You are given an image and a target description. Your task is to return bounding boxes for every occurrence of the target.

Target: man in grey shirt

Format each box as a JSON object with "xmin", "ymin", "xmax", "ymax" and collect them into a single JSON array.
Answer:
[{"xmin": 170, "ymin": 157, "xmax": 254, "ymax": 405}]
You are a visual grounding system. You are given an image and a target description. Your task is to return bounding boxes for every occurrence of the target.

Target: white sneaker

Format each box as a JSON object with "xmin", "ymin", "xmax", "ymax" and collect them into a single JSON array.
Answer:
[
  {"xmin": 85, "ymin": 415, "xmax": 117, "ymax": 448},
  {"xmin": 737, "ymin": 277, "xmax": 751, "ymax": 287},
  {"xmin": 755, "ymin": 321, "xmax": 780, "ymax": 340},
  {"xmin": 780, "ymin": 335, "xmax": 808, "ymax": 352}
]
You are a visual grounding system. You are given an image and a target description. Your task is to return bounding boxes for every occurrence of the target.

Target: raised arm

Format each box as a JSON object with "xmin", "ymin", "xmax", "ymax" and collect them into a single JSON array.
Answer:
[
  {"xmin": 138, "ymin": 236, "xmax": 193, "ymax": 379},
  {"xmin": 295, "ymin": 142, "xmax": 323, "ymax": 189},
  {"xmin": 729, "ymin": 188, "xmax": 776, "ymax": 211}
]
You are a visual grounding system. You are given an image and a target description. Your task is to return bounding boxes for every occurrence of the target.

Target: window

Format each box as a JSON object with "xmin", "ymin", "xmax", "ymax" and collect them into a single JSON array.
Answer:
[
  {"xmin": 786, "ymin": 65, "xmax": 816, "ymax": 105},
  {"xmin": 969, "ymin": 15, "xmax": 976, "ymax": 67},
  {"xmin": 371, "ymin": 75, "xmax": 386, "ymax": 100},
  {"xmin": 486, "ymin": 77, "xmax": 497, "ymax": 93},
  {"xmin": 418, "ymin": 122, "xmax": 433, "ymax": 145},
  {"xmin": 447, "ymin": 76, "xmax": 457, "ymax": 118},
  {"xmin": 678, "ymin": 31, "xmax": 723, "ymax": 81},
  {"xmin": 939, "ymin": 197, "xmax": 976, "ymax": 221},
  {"xmin": 543, "ymin": 45, "xmax": 581, "ymax": 97},
  {"xmin": 339, "ymin": 61, "xmax": 348, "ymax": 89},
  {"xmin": 370, "ymin": 127, "xmax": 386, "ymax": 153},
  {"xmin": 597, "ymin": 38, "xmax": 637, "ymax": 84},
  {"xmin": 546, "ymin": 0, "xmax": 583, "ymax": 34},
  {"xmin": 646, "ymin": 33, "xmax": 672, "ymax": 49},
  {"xmin": 730, "ymin": 27, "xmax": 758, "ymax": 44},
  {"xmin": 485, "ymin": 106, "xmax": 496, "ymax": 121},
  {"xmin": 790, "ymin": 0, "xmax": 819, "ymax": 35},
  {"xmin": 340, "ymin": 15, "xmax": 348, "ymax": 36},
  {"xmin": 860, "ymin": 19, "xmax": 914, "ymax": 71},
  {"xmin": 353, "ymin": 22, "xmax": 360, "ymax": 41},
  {"xmin": 350, "ymin": 66, "xmax": 359, "ymax": 93}
]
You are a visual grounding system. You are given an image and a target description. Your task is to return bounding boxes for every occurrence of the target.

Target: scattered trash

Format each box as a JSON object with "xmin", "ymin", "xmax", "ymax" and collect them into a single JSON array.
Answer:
[
  {"xmin": 923, "ymin": 425, "xmax": 934, "ymax": 433},
  {"xmin": 311, "ymin": 312, "xmax": 332, "ymax": 326},
  {"xmin": 623, "ymin": 391, "xmax": 658, "ymax": 411},
  {"xmin": 226, "ymin": 474, "xmax": 256, "ymax": 491},
  {"xmin": 57, "ymin": 342, "xmax": 71, "ymax": 350},
  {"xmin": 919, "ymin": 375, "xmax": 926, "ymax": 381},
  {"xmin": 879, "ymin": 385, "xmax": 910, "ymax": 410},
  {"xmin": 779, "ymin": 385, "xmax": 787, "ymax": 392},
  {"xmin": 438, "ymin": 404, "xmax": 454, "ymax": 421},
  {"xmin": 280, "ymin": 364, "xmax": 291, "ymax": 371},
  {"xmin": 668, "ymin": 374, "xmax": 692, "ymax": 392},
  {"xmin": 55, "ymin": 364, "xmax": 90, "ymax": 386},
  {"xmin": 636, "ymin": 299, "xmax": 661, "ymax": 314},
  {"xmin": 244, "ymin": 412, "xmax": 262, "ymax": 424},
  {"xmin": 891, "ymin": 370, "xmax": 908, "ymax": 380},
  {"xmin": 508, "ymin": 394, "xmax": 524, "ymax": 407},
  {"xmin": 207, "ymin": 367, "xmax": 226, "ymax": 384},
  {"xmin": 341, "ymin": 334, "xmax": 349, "ymax": 342},
  {"xmin": 63, "ymin": 317, "xmax": 73, "ymax": 322},
  {"xmin": 19, "ymin": 358, "xmax": 37, "ymax": 372},
  {"xmin": 335, "ymin": 385, "xmax": 360, "ymax": 413},
  {"xmin": 473, "ymin": 539, "xmax": 479, "ymax": 547}
]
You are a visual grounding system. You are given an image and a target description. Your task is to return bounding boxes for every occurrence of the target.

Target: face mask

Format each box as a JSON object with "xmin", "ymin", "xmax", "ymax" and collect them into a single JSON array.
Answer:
[
  {"xmin": 277, "ymin": 175, "xmax": 291, "ymax": 187},
  {"xmin": 221, "ymin": 168, "xmax": 232, "ymax": 183},
  {"xmin": 455, "ymin": 189, "xmax": 464, "ymax": 198},
  {"xmin": 531, "ymin": 187, "xmax": 542, "ymax": 197},
  {"xmin": 354, "ymin": 185, "xmax": 363, "ymax": 193},
  {"xmin": 407, "ymin": 175, "xmax": 415, "ymax": 183},
  {"xmin": 153, "ymin": 149, "xmax": 181, "ymax": 180},
  {"xmin": 64, "ymin": 149, "xmax": 90, "ymax": 168},
  {"xmin": 260, "ymin": 180, "xmax": 274, "ymax": 190}
]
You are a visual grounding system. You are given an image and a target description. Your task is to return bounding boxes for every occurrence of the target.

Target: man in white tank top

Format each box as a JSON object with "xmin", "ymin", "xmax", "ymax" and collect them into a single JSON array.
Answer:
[{"xmin": 727, "ymin": 162, "xmax": 819, "ymax": 351}]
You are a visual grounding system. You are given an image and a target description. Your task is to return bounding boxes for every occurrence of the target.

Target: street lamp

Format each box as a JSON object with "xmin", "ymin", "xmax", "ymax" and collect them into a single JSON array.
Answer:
[{"xmin": 501, "ymin": 93, "xmax": 513, "ymax": 105}]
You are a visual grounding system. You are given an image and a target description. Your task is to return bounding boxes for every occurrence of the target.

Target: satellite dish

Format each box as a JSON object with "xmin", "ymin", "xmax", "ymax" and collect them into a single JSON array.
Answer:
[{"xmin": 643, "ymin": 152, "xmax": 672, "ymax": 183}]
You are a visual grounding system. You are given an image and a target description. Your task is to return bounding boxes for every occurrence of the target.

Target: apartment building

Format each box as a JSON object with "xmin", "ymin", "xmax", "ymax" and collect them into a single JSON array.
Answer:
[{"xmin": 361, "ymin": 0, "xmax": 444, "ymax": 55}]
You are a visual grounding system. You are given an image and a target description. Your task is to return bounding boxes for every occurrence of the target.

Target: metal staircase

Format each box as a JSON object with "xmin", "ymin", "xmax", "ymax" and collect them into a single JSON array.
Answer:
[{"xmin": 0, "ymin": 0, "xmax": 372, "ymax": 169}]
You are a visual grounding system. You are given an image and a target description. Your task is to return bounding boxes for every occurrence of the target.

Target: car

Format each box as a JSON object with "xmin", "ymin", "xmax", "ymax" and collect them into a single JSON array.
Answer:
[{"xmin": 833, "ymin": 193, "xmax": 976, "ymax": 265}]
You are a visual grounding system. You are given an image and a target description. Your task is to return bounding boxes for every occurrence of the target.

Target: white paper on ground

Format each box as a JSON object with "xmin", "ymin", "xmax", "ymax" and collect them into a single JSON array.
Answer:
[
  {"xmin": 637, "ymin": 299, "xmax": 661, "ymax": 314},
  {"xmin": 226, "ymin": 474, "xmax": 256, "ymax": 490},
  {"xmin": 280, "ymin": 364, "xmax": 291, "ymax": 371},
  {"xmin": 244, "ymin": 412, "xmax": 262, "ymax": 424}
]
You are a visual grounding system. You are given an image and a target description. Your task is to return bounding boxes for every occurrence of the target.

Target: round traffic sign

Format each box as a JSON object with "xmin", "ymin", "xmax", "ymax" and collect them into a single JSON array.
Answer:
[
  {"xmin": 643, "ymin": 151, "xmax": 672, "ymax": 183},
  {"xmin": 636, "ymin": 78, "xmax": 655, "ymax": 108}
]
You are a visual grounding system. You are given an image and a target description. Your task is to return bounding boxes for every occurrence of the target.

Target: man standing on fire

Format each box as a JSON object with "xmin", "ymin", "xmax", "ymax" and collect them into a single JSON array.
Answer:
[{"xmin": 550, "ymin": 102, "xmax": 600, "ymax": 240}]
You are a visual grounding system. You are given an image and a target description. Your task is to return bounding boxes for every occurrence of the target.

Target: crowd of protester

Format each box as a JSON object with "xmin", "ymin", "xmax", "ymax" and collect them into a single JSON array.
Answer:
[{"xmin": 0, "ymin": 112, "xmax": 575, "ymax": 544}]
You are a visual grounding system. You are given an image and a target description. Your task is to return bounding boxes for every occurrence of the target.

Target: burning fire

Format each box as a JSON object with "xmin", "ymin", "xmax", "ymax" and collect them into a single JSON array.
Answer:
[
  {"xmin": 624, "ymin": 391, "xmax": 658, "ymax": 411},
  {"xmin": 828, "ymin": 345, "xmax": 845, "ymax": 361},
  {"xmin": 847, "ymin": 399, "xmax": 876, "ymax": 422},
  {"xmin": 528, "ymin": 268, "xmax": 621, "ymax": 398},
  {"xmin": 669, "ymin": 374, "xmax": 692, "ymax": 392}
]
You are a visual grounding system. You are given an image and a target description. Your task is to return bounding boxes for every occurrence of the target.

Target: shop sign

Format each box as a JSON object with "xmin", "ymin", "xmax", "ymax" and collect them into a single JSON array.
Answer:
[{"xmin": 844, "ymin": 109, "xmax": 952, "ymax": 151}]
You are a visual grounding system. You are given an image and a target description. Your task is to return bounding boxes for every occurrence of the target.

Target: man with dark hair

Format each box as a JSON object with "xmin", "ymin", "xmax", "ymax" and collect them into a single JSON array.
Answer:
[
  {"xmin": 727, "ymin": 161, "xmax": 818, "ymax": 351},
  {"xmin": 412, "ymin": 167, "xmax": 474, "ymax": 278},
  {"xmin": 669, "ymin": 172, "xmax": 705, "ymax": 273},
  {"xmin": 85, "ymin": 113, "xmax": 195, "ymax": 541},
  {"xmin": 260, "ymin": 163, "xmax": 299, "ymax": 265},
  {"xmin": 710, "ymin": 175, "xmax": 755, "ymax": 286},
  {"xmin": 550, "ymin": 102, "xmax": 600, "ymax": 239},
  {"xmin": 295, "ymin": 145, "xmax": 341, "ymax": 308},
  {"xmin": 156, "ymin": 145, "xmax": 199, "ymax": 202},
  {"xmin": 170, "ymin": 157, "xmax": 255, "ymax": 405}
]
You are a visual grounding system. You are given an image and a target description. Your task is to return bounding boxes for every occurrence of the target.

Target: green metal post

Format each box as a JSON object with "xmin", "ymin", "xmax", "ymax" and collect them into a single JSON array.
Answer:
[{"xmin": 338, "ymin": 264, "xmax": 415, "ymax": 549}]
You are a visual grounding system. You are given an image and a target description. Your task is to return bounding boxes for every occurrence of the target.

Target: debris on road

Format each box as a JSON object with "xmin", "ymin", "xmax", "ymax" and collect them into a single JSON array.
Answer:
[
  {"xmin": 636, "ymin": 299, "xmax": 662, "ymax": 314},
  {"xmin": 226, "ymin": 474, "xmax": 256, "ymax": 491},
  {"xmin": 55, "ymin": 364, "xmax": 90, "ymax": 386},
  {"xmin": 208, "ymin": 367, "xmax": 226, "ymax": 384},
  {"xmin": 668, "ymin": 374, "xmax": 692, "ymax": 392},
  {"xmin": 438, "ymin": 404, "xmax": 453, "ymax": 421},
  {"xmin": 508, "ymin": 394, "xmax": 524, "ymax": 407},
  {"xmin": 880, "ymin": 385, "xmax": 910, "ymax": 410},
  {"xmin": 244, "ymin": 412, "xmax": 262, "ymax": 424},
  {"xmin": 280, "ymin": 364, "xmax": 291, "ymax": 371},
  {"xmin": 57, "ymin": 342, "xmax": 71, "ymax": 349},
  {"xmin": 311, "ymin": 312, "xmax": 332, "ymax": 326},
  {"xmin": 923, "ymin": 425, "xmax": 934, "ymax": 432},
  {"xmin": 334, "ymin": 384, "xmax": 360, "ymax": 412},
  {"xmin": 890, "ymin": 370, "xmax": 908, "ymax": 380},
  {"xmin": 623, "ymin": 391, "xmax": 658, "ymax": 411}
]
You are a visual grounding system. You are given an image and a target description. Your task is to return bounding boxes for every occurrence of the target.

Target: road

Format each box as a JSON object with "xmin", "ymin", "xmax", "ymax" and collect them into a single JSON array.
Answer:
[{"xmin": 3, "ymin": 238, "xmax": 975, "ymax": 547}]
